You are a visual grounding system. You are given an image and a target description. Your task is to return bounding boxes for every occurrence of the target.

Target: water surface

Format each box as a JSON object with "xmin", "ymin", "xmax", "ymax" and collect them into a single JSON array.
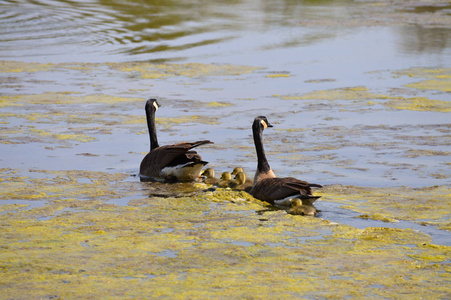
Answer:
[{"xmin": 1, "ymin": 0, "xmax": 450, "ymax": 298}]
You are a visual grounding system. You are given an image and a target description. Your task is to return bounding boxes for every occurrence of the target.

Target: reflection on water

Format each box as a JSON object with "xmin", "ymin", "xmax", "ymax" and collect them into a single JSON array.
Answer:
[
  {"xmin": 398, "ymin": 26, "xmax": 451, "ymax": 55},
  {"xmin": 1, "ymin": 0, "xmax": 450, "ymax": 63}
]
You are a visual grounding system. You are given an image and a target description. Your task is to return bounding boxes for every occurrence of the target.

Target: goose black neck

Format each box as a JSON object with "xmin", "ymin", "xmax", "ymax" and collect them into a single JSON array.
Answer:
[
  {"xmin": 253, "ymin": 122, "xmax": 271, "ymax": 173},
  {"xmin": 145, "ymin": 104, "xmax": 159, "ymax": 150}
]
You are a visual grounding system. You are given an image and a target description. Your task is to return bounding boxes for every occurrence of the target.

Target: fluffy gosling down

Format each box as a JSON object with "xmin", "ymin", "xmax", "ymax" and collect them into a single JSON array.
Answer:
[
  {"xmin": 219, "ymin": 172, "xmax": 237, "ymax": 188},
  {"xmin": 201, "ymin": 168, "xmax": 220, "ymax": 186},
  {"xmin": 288, "ymin": 198, "xmax": 317, "ymax": 216},
  {"xmin": 234, "ymin": 171, "xmax": 253, "ymax": 192}
]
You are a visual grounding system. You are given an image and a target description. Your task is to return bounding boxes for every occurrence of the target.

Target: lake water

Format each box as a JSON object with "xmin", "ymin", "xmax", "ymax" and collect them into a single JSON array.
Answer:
[{"xmin": 1, "ymin": 0, "xmax": 450, "ymax": 298}]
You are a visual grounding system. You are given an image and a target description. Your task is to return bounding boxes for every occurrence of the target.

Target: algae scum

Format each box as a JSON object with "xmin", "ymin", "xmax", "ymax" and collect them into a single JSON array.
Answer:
[{"xmin": 0, "ymin": 60, "xmax": 450, "ymax": 299}]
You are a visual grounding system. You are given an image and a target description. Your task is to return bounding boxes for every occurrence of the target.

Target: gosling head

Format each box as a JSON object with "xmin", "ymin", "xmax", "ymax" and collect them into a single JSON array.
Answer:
[
  {"xmin": 232, "ymin": 167, "xmax": 243, "ymax": 175},
  {"xmin": 202, "ymin": 168, "xmax": 215, "ymax": 178},
  {"xmin": 234, "ymin": 172, "xmax": 247, "ymax": 185},
  {"xmin": 291, "ymin": 198, "xmax": 303, "ymax": 208},
  {"xmin": 290, "ymin": 198, "xmax": 317, "ymax": 216},
  {"xmin": 220, "ymin": 172, "xmax": 232, "ymax": 181}
]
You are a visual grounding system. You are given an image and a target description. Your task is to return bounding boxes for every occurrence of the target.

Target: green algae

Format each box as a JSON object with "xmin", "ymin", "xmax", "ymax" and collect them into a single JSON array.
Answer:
[
  {"xmin": 357, "ymin": 213, "xmax": 398, "ymax": 223},
  {"xmin": 0, "ymin": 93, "xmax": 141, "ymax": 107},
  {"xmin": 319, "ymin": 185, "xmax": 451, "ymax": 231},
  {"xmin": 279, "ymin": 86, "xmax": 386, "ymax": 101},
  {"xmin": 1, "ymin": 169, "xmax": 450, "ymax": 299},
  {"xmin": 277, "ymin": 85, "xmax": 451, "ymax": 112},
  {"xmin": 406, "ymin": 79, "xmax": 451, "ymax": 92},
  {"xmin": 0, "ymin": 169, "xmax": 129, "ymax": 201},
  {"xmin": 110, "ymin": 62, "xmax": 262, "ymax": 78},
  {"xmin": 394, "ymin": 67, "xmax": 451, "ymax": 80},
  {"xmin": 384, "ymin": 97, "xmax": 451, "ymax": 112},
  {"xmin": 393, "ymin": 67, "xmax": 451, "ymax": 92},
  {"xmin": 0, "ymin": 61, "xmax": 262, "ymax": 79},
  {"xmin": 0, "ymin": 91, "xmax": 220, "ymax": 147},
  {"xmin": 0, "ymin": 61, "xmax": 54, "ymax": 73},
  {"xmin": 207, "ymin": 101, "xmax": 232, "ymax": 107},
  {"xmin": 406, "ymin": 149, "xmax": 451, "ymax": 158},
  {"xmin": 274, "ymin": 66, "xmax": 451, "ymax": 113},
  {"xmin": 30, "ymin": 128, "xmax": 95, "ymax": 143},
  {"xmin": 266, "ymin": 74, "xmax": 290, "ymax": 78}
]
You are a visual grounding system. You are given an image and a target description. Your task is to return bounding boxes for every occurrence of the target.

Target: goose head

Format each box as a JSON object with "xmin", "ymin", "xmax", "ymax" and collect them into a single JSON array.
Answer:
[
  {"xmin": 145, "ymin": 98, "xmax": 160, "ymax": 112},
  {"xmin": 253, "ymin": 116, "xmax": 273, "ymax": 133}
]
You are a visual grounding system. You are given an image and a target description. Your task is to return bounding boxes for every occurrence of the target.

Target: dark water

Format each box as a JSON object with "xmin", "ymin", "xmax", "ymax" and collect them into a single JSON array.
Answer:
[{"xmin": 1, "ymin": 0, "xmax": 451, "ymax": 66}]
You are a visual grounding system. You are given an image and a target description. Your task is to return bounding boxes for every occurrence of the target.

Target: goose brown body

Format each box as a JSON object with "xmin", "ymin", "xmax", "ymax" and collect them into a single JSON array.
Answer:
[
  {"xmin": 139, "ymin": 99, "xmax": 213, "ymax": 182},
  {"xmin": 248, "ymin": 116, "xmax": 322, "ymax": 204}
]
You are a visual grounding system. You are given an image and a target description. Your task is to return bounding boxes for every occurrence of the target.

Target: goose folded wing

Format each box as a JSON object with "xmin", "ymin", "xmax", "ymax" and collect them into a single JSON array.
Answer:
[
  {"xmin": 153, "ymin": 144, "xmax": 200, "ymax": 166},
  {"xmin": 252, "ymin": 177, "xmax": 316, "ymax": 202},
  {"xmin": 173, "ymin": 140, "xmax": 213, "ymax": 150},
  {"xmin": 140, "ymin": 140, "xmax": 213, "ymax": 178}
]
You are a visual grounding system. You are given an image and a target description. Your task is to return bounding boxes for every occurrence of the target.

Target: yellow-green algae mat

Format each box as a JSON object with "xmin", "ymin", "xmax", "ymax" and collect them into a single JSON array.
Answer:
[{"xmin": 0, "ymin": 169, "xmax": 450, "ymax": 299}]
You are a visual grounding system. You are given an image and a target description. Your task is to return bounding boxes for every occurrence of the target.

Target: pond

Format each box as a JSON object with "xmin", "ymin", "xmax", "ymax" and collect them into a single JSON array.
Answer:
[{"xmin": 0, "ymin": 0, "xmax": 450, "ymax": 298}]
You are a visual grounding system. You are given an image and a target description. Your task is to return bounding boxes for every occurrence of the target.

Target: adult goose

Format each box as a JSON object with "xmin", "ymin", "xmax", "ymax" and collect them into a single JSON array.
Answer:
[
  {"xmin": 139, "ymin": 99, "xmax": 213, "ymax": 182},
  {"xmin": 249, "ymin": 116, "xmax": 322, "ymax": 205}
]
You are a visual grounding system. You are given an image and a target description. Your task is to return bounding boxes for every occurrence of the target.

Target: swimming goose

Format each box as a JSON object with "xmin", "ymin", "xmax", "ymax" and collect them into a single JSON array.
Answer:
[
  {"xmin": 248, "ymin": 116, "xmax": 322, "ymax": 204},
  {"xmin": 139, "ymin": 99, "xmax": 213, "ymax": 182},
  {"xmin": 288, "ymin": 198, "xmax": 317, "ymax": 216},
  {"xmin": 201, "ymin": 168, "xmax": 220, "ymax": 185}
]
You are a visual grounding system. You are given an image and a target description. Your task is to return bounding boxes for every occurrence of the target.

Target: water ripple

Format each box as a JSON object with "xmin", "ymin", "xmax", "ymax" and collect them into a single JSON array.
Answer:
[{"xmin": 0, "ymin": 0, "xmax": 239, "ymax": 61}]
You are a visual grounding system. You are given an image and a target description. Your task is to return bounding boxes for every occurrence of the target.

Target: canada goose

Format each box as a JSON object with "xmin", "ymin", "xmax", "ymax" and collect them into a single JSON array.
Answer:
[
  {"xmin": 139, "ymin": 99, "xmax": 213, "ymax": 182},
  {"xmin": 288, "ymin": 198, "xmax": 317, "ymax": 216},
  {"xmin": 234, "ymin": 171, "xmax": 253, "ymax": 192},
  {"xmin": 219, "ymin": 172, "xmax": 237, "ymax": 188},
  {"xmin": 201, "ymin": 168, "xmax": 220, "ymax": 185},
  {"xmin": 248, "ymin": 116, "xmax": 322, "ymax": 204}
]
